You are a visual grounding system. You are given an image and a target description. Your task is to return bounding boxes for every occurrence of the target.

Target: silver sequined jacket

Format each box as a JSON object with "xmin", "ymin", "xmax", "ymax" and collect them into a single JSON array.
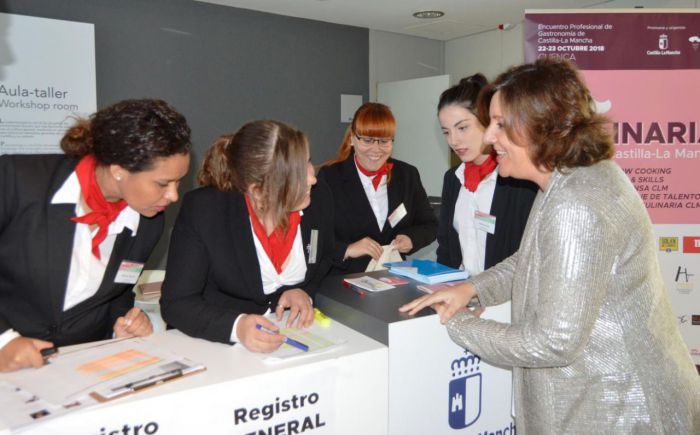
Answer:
[{"xmin": 447, "ymin": 160, "xmax": 700, "ymax": 434}]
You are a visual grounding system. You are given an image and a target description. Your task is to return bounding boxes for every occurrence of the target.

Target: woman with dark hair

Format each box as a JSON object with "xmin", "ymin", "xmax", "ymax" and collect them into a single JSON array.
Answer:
[
  {"xmin": 0, "ymin": 99, "xmax": 191, "ymax": 372},
  {"xmin": 436, "ymin": 74, "xmax": 536, "ymax": 277},
  {"xmin": 317, "ymin": 102, "xmax": 437, "ymax": 274},
  {"xmin": 161, "ymin": 121, "xmax": 334, "ymax": 353},
  {"xmin": 402, "ymin": 59, "xmax": 700, "ymax": 433}
]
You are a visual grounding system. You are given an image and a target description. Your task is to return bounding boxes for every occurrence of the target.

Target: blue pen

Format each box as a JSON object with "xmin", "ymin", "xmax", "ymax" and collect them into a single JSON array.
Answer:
[{"xmin": 255, "ymin": 324, "xmax": 309, "ymax": 352}]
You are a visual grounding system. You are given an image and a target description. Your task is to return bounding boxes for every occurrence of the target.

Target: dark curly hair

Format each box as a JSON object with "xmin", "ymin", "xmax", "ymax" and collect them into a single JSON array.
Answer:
[
  {"xmin": 484, "ymin": 58, "xmax": 613, "ymax": 171},
  {"xmin": 60, "ymin": 99, "xmax": 191, "ymax": 172}
]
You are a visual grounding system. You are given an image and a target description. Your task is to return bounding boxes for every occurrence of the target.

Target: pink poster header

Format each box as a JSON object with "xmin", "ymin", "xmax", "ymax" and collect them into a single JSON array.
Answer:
[{"xmin": 525, "ymin": 12, "xmax": 700, "ymax": 70}]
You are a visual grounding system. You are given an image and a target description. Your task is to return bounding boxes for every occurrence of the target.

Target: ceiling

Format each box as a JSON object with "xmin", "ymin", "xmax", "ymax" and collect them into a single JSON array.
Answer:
[{"xmin": 196, "ymin": 0, "xmax": 617, "ymax": 41}]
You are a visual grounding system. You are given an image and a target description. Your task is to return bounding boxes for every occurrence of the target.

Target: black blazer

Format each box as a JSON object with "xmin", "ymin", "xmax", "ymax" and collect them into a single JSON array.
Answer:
[
  {"xmin": 160, "ymin": 180, "xmax": 334, "ymax": 344},
  {"xmin": 436, "ymin": 167, "xmax": 537, "ymax": 270},
  {"xmin": 0, "ymin": 154, "xmax": 164, "ymax": 346},
  {"xmin": 317, "ymin": 156, "xmax": 437, "ymax": 274}
]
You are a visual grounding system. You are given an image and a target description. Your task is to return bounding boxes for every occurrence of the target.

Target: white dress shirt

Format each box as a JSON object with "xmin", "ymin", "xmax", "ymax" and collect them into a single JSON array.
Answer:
[
  {"xmin": 452, "ymin": 163, "xmax": 497, "ymax": 277},
  {"xmin": 355, "ymin": 164, "xmax": 389, "ymax": 231},
  {"xmin": 230, "ymin": 212, "xmax": 307, "ymax": 343}
]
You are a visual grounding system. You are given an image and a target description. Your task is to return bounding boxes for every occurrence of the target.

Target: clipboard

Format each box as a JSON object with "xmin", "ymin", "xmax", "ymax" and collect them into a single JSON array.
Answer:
[{"xmin": 90, "ymin": 359, "xmax": 206, "ymax": 402}]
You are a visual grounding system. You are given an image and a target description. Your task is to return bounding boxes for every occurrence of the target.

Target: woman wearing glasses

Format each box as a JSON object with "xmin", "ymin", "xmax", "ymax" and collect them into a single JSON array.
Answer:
[{"xmin": 317, "ymin": 102, "xmax": 437, "ymax": 274}]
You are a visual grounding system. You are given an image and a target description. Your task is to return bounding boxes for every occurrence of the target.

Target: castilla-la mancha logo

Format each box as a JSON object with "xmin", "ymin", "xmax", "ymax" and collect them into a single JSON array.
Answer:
[{"xmin": 448, "ymin": 351, "xmax": 483, "ymax": 429}]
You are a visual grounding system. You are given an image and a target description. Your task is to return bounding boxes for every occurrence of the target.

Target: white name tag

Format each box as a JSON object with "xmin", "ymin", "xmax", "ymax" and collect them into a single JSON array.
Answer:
[
  {"xmin": 388, "ymin": 203, "xmax": 407, "ymax": 228},
  {"xmin": 114, "ymin": 260, "xmax": 145, "ymax": 284},
  {"xmin": 307, "ymin": 229, "xmax": 318, "ymax": 264},
  {"xmin": 474, "ymin": 211, "xmax": 496, "ymax": 234}
]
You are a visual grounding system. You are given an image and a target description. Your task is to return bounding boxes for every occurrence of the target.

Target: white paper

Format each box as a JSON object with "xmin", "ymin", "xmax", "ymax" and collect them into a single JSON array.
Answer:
[
  {"xmin": 365, "ymin": 245, "xmax": 402, "ymax": 272},
  {"xmin": 248, "ymin": 313, "xmax": 346, "ymax": 363},
  {"xmin": 0, "ymin": 338, "xmax": 202, "ymax": 405}
]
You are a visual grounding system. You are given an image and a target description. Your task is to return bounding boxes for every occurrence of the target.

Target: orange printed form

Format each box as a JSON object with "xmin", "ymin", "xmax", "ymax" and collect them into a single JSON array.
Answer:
[{"xmin": 78, "ymin": 349, "xmax": 161, "ymax": 380}]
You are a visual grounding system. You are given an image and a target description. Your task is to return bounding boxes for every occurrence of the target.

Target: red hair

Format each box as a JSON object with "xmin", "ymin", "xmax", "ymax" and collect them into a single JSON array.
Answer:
[{"xmin": 322, "ymin": 102, "xmax": 396, "ymax": 166}]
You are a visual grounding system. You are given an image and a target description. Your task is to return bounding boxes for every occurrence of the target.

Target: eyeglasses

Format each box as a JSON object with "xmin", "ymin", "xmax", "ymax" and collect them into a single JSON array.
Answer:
[{"xmin": 354, "ymin": 133, "xmax": 393, "ymax": 148}]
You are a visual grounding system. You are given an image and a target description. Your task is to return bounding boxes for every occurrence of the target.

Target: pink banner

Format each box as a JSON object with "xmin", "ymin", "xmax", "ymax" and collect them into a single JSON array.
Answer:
[
  {"xmin": 526, "ymin": 11, "xmax": 700, "ymax": 224},
  {"xmin": 525, "ymin": 9, "xmax": 700, "ymax": 364},
  {"xmin": 525, "ymin": 12, "xmax": 700, "ymax": 70}
]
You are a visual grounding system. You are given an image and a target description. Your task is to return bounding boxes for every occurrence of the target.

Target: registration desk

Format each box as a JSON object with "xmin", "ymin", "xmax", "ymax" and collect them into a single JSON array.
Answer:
[
  {"xmin": 0, "ymin": 322, "xmax": 388, "ymax": 435},
  {"xmin": 316, "ymin": 271, "xmax": 515, "ymax": 435}
]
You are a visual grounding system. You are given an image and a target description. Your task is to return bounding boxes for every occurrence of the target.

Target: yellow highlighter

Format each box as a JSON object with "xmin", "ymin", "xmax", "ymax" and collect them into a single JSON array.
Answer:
[{"xmin": 314, "ymin": 308, "xmax": 331, "ymax": 327}]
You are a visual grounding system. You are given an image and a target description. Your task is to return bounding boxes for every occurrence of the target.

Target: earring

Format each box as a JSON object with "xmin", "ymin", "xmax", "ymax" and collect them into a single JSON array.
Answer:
[{"xmin": 116, "ymin": 175, "xmax": 122, "ymax": 181}]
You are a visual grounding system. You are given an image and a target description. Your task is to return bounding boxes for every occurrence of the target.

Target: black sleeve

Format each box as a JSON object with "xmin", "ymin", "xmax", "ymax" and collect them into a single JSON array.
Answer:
[
  {"xmin": 398, "ymin": 165, "xmax": 438, "ymax": 254},
  {"xmin": 436, "ymin": 169, "xmax": 461, "ymax": 268},
  {"xmin": 160, "ymin": 193, "xmax": 239, "ymax": 344},
  {"xmin": 299, "ymin": 180, "xmax": 335, "ymax": 297},
  {"xmin": 0, "ymin": 157, "xmax": 18, "ymax": 333},
  {"xmin": 315, "ymin": 166, "xmax": 350, "ymax": 268}
]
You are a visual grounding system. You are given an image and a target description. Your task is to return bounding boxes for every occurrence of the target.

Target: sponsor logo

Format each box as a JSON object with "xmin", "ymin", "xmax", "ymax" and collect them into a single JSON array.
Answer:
[
  {"xmin": 692, "ymin": 314, "xmax": 700, "ymax": 326},
  {"xmin": 690, "ymin": 35, "xmax": 700, "ymax": 51},
  {"xmin": 659, "ymin": 237, "xmax": 679, "ymax": 252},
  {"xmin": 675, "ymin": 266, "xmax": 694, "ymax": 294},
  {"xmin": 678, "ymin": 314, "xmax": 689, "ymax": 325},
  {"xmin": 448, "ymin": 351, "xmax": 482, "ymax": 429},
  {"xmin": 647, "ymin": 33, "xmax": 680, "ymax": 56},
  {"xmin": 683, "ymin": 237, "xmax": 700, "ymax": 253}
]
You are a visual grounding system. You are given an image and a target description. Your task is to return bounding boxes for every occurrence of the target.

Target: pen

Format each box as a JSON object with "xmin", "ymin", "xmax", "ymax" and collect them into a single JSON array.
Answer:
[
  {"xmin": 255, "ymin": 324, "xmax": 309, "ymax": 352},
  {"xmin": 111, "ymin": 367, "xmax": 184, "ymax": 392}
]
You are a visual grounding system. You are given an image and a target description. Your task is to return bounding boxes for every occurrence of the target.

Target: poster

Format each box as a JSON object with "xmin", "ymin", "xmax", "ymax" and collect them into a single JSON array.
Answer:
[
  {"xmin": 525, "ymin": 10, "xmax": 700, "ymax": 363},
  {"xmin": 0, "ymin": 12, "xmax": 96, "ymax": 155}
]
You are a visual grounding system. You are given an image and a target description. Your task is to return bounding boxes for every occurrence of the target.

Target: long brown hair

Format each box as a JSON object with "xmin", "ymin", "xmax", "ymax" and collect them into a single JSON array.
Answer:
[
  {"xmin": 322, "ymin": 102, "xmax": 396, "ymax": 166},
  {"xmin": 198, "ymin": 120, "xmax": 309, "ymax": 230}
]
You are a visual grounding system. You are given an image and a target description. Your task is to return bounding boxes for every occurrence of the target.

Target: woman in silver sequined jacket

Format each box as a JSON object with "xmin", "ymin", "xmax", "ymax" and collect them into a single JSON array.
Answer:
[{"xmin": 401, "ymin": 58, "xmax": 700, "ymax": 434}]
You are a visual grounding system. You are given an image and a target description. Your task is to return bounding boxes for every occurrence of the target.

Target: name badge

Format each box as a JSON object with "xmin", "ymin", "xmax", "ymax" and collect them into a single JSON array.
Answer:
[
  {"xmin": 474, "ymin": 211, "xmax": 496, "ymax": 234},
  {"xmin": 388, "ymin": 203, "xmax": 407, "ymax": 228},
  {"xmin": 114, "ymin": 260, "xmax": 145, "ymax": 284},
  {"xmin": 307, "ymin": 229, "xmax": 318, "ymax": 264}
]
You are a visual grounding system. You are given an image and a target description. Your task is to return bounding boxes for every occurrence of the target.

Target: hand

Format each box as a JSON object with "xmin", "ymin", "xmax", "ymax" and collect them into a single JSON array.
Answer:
[
  {"xmin": 345, "ymin": 237, "xmax": 383, "ymax": 261},
  {"xmin": 113, "ymin": 307, "xmax": 153, "ymax": 338},
  {"xmin": 391, "ymin": 234, "xmax": 413, "ymax": 254},
  {"xmin": 398, "ymin": 282, "xmax": 477, "ymax": 324},
  {"xmin": 236, "ymin": 314, "xmax": 285, "ymax": 353},
  {"xmin": 276, "ymin": 288, "xmax": 314, "ymax": 328},
  {"xmin": 0, "ymin": 336, "xmax": 54, "ymax": 372}
]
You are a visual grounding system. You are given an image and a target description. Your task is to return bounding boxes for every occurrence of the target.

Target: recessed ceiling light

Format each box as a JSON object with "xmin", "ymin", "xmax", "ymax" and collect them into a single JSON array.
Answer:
[{"xmin": 412, "ymin": 10, "xmax": 444, "ymax": 19}]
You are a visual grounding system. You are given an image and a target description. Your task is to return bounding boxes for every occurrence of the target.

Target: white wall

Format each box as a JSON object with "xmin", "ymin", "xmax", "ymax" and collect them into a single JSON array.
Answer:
[
  {"xmin": 369, "ymin": 29, "xmax": 444, "ymax": 101},
  {"xmin": 445, "ymin": 0, "xmax": 699, "ymax": 83}
]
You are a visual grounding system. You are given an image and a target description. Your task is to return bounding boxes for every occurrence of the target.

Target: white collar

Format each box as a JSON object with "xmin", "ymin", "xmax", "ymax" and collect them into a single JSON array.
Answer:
[{"xmin": 51, "ymin": 170, "xmax": 140, "ymax": 237}]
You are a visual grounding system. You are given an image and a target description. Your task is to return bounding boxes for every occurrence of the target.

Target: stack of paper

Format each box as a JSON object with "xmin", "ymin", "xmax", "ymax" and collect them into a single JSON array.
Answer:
[
  {"xmin": 383, "ymin": 259, "xmax": 469, "ymax": 284},
  {"xmin": 343, "ymin": 276, "xmax": 395, "ymax": 293},
  {"xmin": 137, "ymin": 281, "xmax": 162, "ymax": 301}
]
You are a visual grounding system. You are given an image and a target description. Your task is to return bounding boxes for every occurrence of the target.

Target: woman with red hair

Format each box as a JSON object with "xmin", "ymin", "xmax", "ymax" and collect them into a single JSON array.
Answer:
[{"xmin": 318, "ymin": 102, "xmax": 437, "ymax": 274}]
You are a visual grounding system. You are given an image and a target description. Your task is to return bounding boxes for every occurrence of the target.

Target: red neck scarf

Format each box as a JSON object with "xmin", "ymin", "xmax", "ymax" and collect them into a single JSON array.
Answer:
[
  {"xmin": 354, "ymin": 155, "xmax": 393, "ymax": 190},
  {"xmin": 464, "ymin": 155, "xmax": 497, "ymax": 192},
  {"xmin": 70, "ymin": 155, "xmax": 128, "ymax": 259},
  {"xmin": 244, "ymin": 195, "xmax": 301, "ymax": 274}
]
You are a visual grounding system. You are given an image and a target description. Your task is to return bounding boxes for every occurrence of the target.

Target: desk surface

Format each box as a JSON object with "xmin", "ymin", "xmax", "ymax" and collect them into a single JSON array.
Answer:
[
  {"xmin": 0, "ymin": 320, "xmax": 388, "ymax": 434},
  {"xmin": 316, "ymin": 270, "xmax": 435, "ymax": 345}
]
